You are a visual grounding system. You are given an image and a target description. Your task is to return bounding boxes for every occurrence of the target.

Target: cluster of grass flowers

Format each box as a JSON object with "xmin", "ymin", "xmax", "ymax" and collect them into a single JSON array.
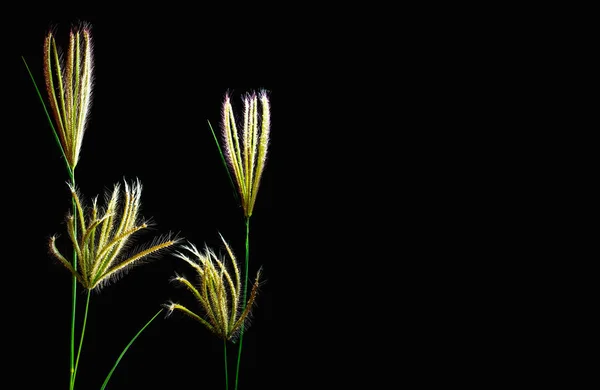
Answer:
[
  {"xmin": 167, "ymin": 234, "xmax": 262, "ymax": 342},
  {"xmin": 221, "ymin": 90, "xmax": 270, "ymax": 389},
  {"xmin": 221, "ymin": 90, "xmax": 271, "ymax": 218},
  {"xmin": 24, "ymin": 24, "xmax": 179, "ymax": 390},
  {"xmin": 24, "ymin": 22, "xmax": 270, "ymax": 390},
  {"xmin": 168, "ymin": 89, "xmax": 271, "ymax": 389},
  {"xmin": 50, "ymin": 179, "xmax": 178, "ymax": 291},
  {"xmin": 43, "ymin": 26, "xmax": 93, "ymax": 172}
]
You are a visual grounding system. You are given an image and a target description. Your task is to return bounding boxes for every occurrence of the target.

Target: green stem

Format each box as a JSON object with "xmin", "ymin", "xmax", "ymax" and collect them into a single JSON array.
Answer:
[
  {"xmin": 70, "ymin": 175, "xmax": 77, "ymax": 390},
  {"xmin": 23, "ymin": 56, "xmax": 77, "ymax": 388},
  {"xmin": 224, "ymin": 340, "xmax": 229, "ymax": 390},
  {"xmin": 100, "ymin": 309, "xmax": 164, "ymax": 390},
  {"xmin": 208, "ymin": 120, "xmax": 239, "ymax": 205},
  {"xmin": 234, "ymin": 217, "xmax": 251, "ymax": 390},
  {"xmin": 71, "ymin": 288, "xmax": 90, "ymax": 389},
  {"xmin": 21, "ymin": 57, "xmax": 73, "ymax": 177}
]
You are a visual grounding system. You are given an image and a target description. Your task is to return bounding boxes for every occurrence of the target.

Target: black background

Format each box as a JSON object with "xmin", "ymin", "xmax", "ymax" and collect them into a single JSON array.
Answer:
[
  {"xmin": 7, "ymin": 8, "xmax": 559, "ymax": 389},
  {"xmin": 12, "ymin": 13, "xmax": 283, "ymax": 390},
  {"xmin": 8, "ymin": 7, "xmax": 508, "ymax": 390}
]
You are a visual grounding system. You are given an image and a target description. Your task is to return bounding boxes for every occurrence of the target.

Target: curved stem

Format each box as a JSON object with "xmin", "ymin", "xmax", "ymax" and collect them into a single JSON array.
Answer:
[
  {"xmin": 71, "ymin": 288, "xmax": 90, "ymax": 389},
  {"xmin": 100, "ymin": 308, "xmax": 164, "ymax": 390},
  {"xmin": 234, "ymin": 216, "xmax": 251, "ymax": 390}
]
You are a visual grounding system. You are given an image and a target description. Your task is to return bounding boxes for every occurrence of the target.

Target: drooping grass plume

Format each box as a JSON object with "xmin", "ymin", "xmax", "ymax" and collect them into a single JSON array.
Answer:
[
  {"xmin": 43, "ymin": 24, "xmax": 94, "ymax": 171},
  {"xmin": 221, "ymin": 90, "xmax": 271, "ymax": 218},
  {"xmin": 166, "ymin": 234, "xmax": 262, "ymax": 342},
  {"xmin": 49, "ymin": 178, "xmax": 179, "ymax": 290}
]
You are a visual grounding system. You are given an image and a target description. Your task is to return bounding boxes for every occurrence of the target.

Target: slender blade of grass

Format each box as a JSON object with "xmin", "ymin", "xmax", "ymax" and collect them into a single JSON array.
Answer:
[
  {"xmin": 208, "ymin": 120, "xmax": 239, "ymax": 205},
  {"xmin": 100, "ymin": 309, "xmax": 164, "ymax": 390},
  {"xmin": 71, "ymin": 289, "xmax": 91, "ymax": 389},
  {"xmin": 21, "ymin": 56, "xmax": 74, "ymax": 180},
  {"xmin": 22, "ymin": 56, "xmax": 80, "ymax": 389}
]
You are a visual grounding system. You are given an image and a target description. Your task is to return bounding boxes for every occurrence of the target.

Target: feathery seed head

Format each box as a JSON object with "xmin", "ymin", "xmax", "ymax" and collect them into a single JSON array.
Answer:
[
  {"xmin": 168, "ymin": 234, "xmax": 262, "ymax": 341},
  {"xmin": 221, "ymin": 90, "xmax": 271, "ymax": 217},
  {"xmin": 43, "ymin": 23, "xmax": 94, "ymax": 171},
  {"xmin": 49, "ymin": 178, "xmax": 179, "ymax": 290}
]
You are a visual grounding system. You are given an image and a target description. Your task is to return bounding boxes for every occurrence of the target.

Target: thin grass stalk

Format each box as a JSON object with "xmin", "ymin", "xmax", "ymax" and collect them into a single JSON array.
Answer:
[
  {"xmin": 100, "ymin": 309, "xmax": 164, "ymax": 390},
  {"xmin": 21, "ymin": 58, "xmax": 72, "ymax": 176},
  {"xmin": 69, "ymin": 181, "xmax": 78, "ymax": 390},
  {"xmin": 234, "ymin": 216, "xmax": 251, "ymax": 390},
  {"xmin": 71, "ymin": 288, "xmax": 90, "ymax": 389},
  {"xmin": 208, "ymin": 120, "xmax": 239, "ymax": 205},
  {"xmin": 22, "ymin": 56, "xmax": 81, "ymax": 389}
]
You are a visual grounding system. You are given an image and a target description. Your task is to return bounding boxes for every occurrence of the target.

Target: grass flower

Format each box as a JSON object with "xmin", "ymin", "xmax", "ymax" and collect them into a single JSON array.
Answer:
[
  {"xmin": 167, "ymin": 234, "xmax": 262, "ymax": 341},
  {"xmin": 222, "ymin": 90, "xmax": 271, "ymax": 218},
  {"xmin": 50, "ymin": 179, "xmax": 178, "ymax": 290},
  {"xmin": 210, "ymin": 89, "xmax": 272, "ymax": 389},
  {"xmin": 43, "ymin": 24, "xmax": 94, "ymax": 171},
  {"xmin": 24, "ymin": 23, "xmax": 182, "ymax": 390}
]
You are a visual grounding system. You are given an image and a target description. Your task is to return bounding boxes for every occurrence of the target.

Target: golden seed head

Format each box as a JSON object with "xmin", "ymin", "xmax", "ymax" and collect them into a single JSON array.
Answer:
[
  {"xmin": 221, "ymin": 90, "xmax": 271, "ymax": 217},
  {"xmin": 168, "ymin": 235, "xmax": 262, "ymax": 341},
  {"xmin": 43, "ymin": 23, "xmax": 95, "ymax": 171},
  {"xmin": 49, "ymin": 178, "xmax": 178, "ymax": 290}
]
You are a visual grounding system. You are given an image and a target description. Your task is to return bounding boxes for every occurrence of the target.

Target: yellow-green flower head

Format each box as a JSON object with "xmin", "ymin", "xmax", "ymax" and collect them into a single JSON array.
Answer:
[
  {"xmin": 43, "ymin": 24, "xmax": 94, "ymax": 171},
  {"xmin": 49, "ymin": 179, "xmax": 179, "ymax": 290},
  {"xmin": 167, "ymin": 234, "xmax": 262, "ymax": 342},
  {"xmin": 221, "ymin": 90, "xmax": 271, "ymax": 217}
]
